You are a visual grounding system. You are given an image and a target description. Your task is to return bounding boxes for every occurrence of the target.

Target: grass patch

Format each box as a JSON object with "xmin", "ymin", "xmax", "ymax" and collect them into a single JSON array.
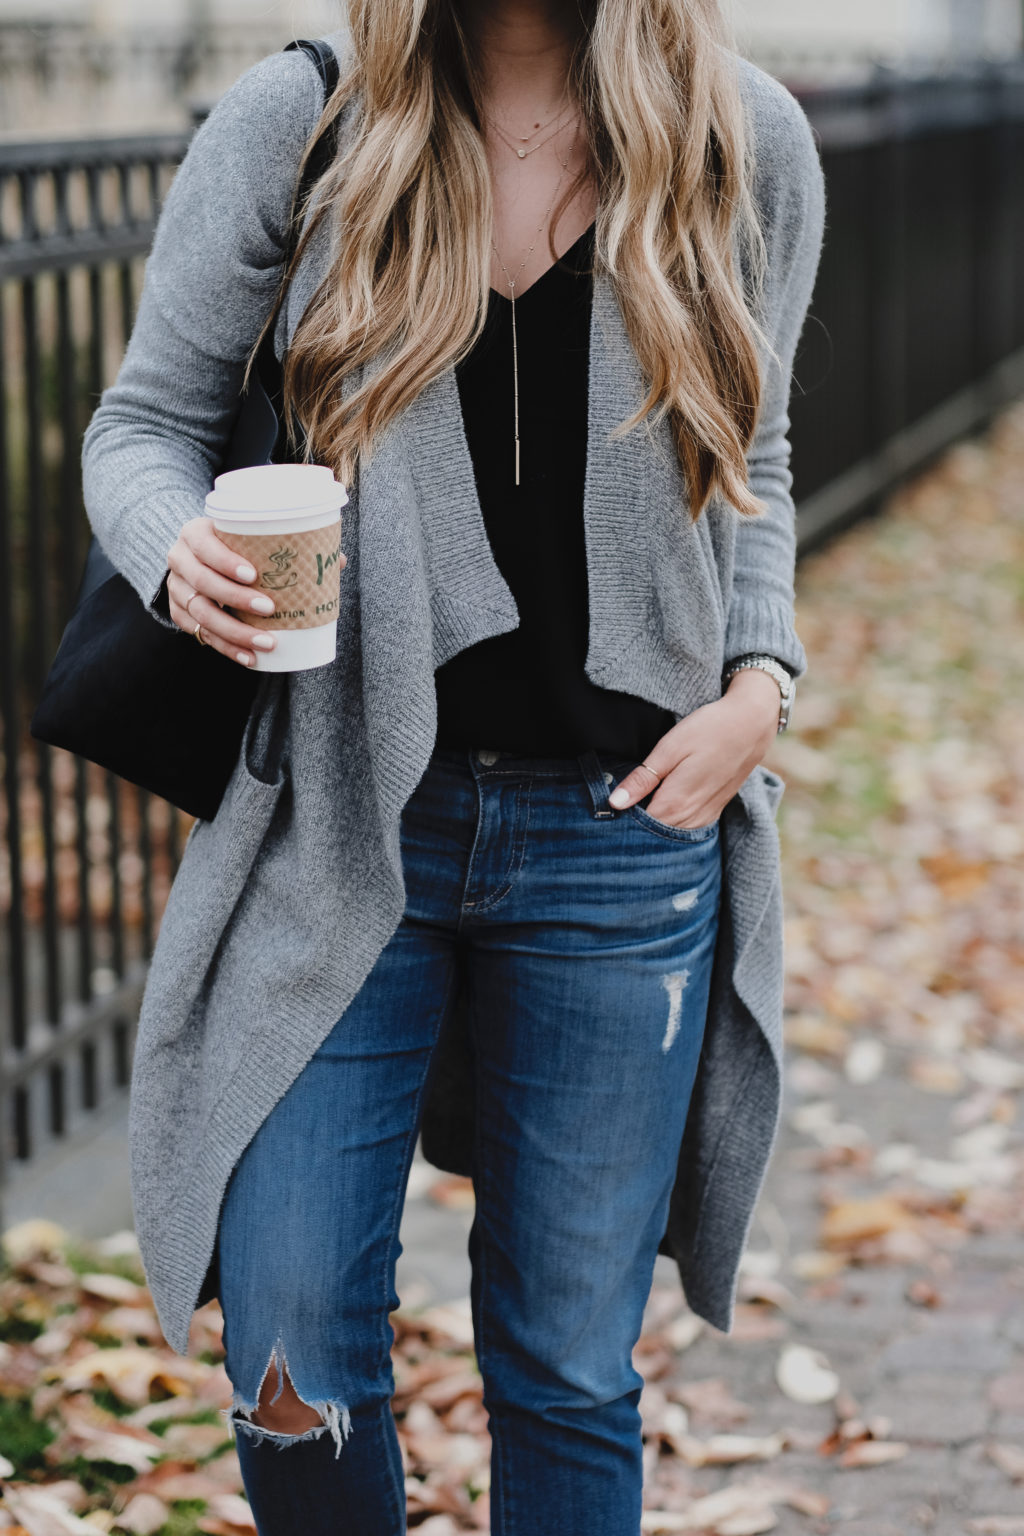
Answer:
[
  {"xmin": 63, "ymin": 1242, "xmax": 146, "ymax": 1286},
  {"xmin": 156, "ymin": 1500, "xmax": 214, "ymax": 1536},
  {"xmin": 0, "ymin": 1395, "xmax": 56, "ymax": 1473},
  {"xmin": 90, "ymin": 1387, "xmax": 136, "ymax": 1419},
  {"xmin": 61, "ymin": 1454, "xmax": 138, "ymax": 1494},
  {"xmin": 148, "ymin": 1407, "xmax": 224, "ymax": 1434},
  {"xmin": 0, "ymin": 1314, "xmax": 45, "ymax": 1344}
]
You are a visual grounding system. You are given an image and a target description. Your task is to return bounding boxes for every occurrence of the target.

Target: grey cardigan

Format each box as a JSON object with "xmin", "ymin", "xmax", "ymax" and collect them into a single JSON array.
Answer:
[{"xmin": 81, "ymin": 30, "xmax": 826, "ymax": 1357}]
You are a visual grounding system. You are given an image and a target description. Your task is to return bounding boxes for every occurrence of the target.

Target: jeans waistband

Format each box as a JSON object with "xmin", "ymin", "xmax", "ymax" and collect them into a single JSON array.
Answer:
[{"xmin": 428, "ymin": 745, "xmax": 634, "ymax": 819}]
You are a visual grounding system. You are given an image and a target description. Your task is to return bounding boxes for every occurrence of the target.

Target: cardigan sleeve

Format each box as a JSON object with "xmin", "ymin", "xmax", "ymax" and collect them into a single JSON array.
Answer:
[
  {"xmin": 80, "ymin": 47, "xmax": 325, "ymax": 622},
  {"xmin": 722, "ymin": 68, "xmax": 827, "ymax": 684}
]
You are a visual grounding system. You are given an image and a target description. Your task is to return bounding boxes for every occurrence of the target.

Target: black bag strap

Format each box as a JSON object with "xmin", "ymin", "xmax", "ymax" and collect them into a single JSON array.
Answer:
[
  {"xmin": 283, "ymin": 37, "xmax": 343, "ymax": 263},
  {"xmin": 286, "ymin": 35, "xmax": 342, "ymax": 95}
]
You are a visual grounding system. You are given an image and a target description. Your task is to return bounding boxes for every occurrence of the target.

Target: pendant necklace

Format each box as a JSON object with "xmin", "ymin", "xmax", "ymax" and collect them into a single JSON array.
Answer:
[
  {"xmin": 490, "ymin": 119, "xmax": 580, "ymax": 487},
  {"xmin": 486, "ymin": 110, "xmax": 577, "ymax": 160},
  {"xmin": 484, "ymin": 99, "xmax": 576, "ymax": 159},
  {"xmin": 483, "ymin": 83, "xmax": 572, "ymax": 159}
]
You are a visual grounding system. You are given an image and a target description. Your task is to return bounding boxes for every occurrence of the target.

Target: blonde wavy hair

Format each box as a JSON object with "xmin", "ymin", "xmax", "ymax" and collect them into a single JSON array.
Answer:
[{"xmin": 257, "ymin": 0, "xmax": 769, "ymax": 521}]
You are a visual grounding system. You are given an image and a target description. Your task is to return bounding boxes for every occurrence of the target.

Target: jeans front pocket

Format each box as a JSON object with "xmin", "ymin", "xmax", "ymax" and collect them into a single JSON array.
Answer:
[
  {"xmin": 602, "ymin": 759, "xmax": 721, "ymax": 843},
  {"xmin": 629, "ymin": 799, "xmax": 721, "ymax": 843}
]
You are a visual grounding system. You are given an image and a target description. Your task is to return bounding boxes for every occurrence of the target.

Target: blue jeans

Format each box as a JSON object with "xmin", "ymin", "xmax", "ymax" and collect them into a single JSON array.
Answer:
[{"xmin": 216, "ymin": 745, "xmax": 723, "ymax": 1535}]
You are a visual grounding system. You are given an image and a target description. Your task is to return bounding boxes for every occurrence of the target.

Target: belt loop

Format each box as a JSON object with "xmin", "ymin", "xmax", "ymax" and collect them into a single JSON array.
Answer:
[{"xmin": 578, "ymin": 749, "xmax": 616, "ymax": 819}]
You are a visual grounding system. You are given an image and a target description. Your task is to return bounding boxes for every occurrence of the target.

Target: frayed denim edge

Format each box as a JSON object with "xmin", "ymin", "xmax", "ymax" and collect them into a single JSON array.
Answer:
[{"xmin": 222, "ymin": 1335, "xmax": 354, "ymax": 1460}]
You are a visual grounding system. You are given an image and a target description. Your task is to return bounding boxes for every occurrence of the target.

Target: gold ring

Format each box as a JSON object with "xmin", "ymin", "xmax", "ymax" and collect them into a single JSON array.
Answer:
[
  {"xmin": 193, "ymin": 620, "xmax": 207, "ymax": 647},
  {"xmin": 636, "ymin": 762, "xmax": 660, "ymax": 781},
  {"xmin": 185, "ymin": 589, "xmax": 201, "ymax": 620}
]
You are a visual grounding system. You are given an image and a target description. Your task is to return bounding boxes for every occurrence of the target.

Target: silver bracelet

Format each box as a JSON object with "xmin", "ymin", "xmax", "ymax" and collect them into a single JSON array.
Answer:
[{"xmin": 722, "ymin": 653, "xmax": 794, "ymax": 733}]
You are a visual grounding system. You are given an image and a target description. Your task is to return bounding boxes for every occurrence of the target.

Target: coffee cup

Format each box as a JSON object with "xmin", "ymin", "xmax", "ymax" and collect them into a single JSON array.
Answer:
[{"xmin": 205, "ymin": 463, "xmax": 349, "ymax": 673}]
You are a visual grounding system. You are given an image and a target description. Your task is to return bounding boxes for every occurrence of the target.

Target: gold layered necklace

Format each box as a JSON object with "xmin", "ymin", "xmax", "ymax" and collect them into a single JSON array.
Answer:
[
  {"xmin": 483, "ymin": 82, "xmax": 572, "ymax": 159},
  {"xmin": 489, "ymin": 118, "xmax": 580, "ymax": 487},
  {"xmin": 484, "ymin": 97, "xmax": 576, "ymax": 160}
]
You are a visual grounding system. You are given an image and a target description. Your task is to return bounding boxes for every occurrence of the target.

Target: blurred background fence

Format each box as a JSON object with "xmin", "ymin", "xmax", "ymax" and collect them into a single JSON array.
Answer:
[
  {"xmin": 793, "ymin": 64, "xmax": 1024, "ymax": 544},
  {"xmin": 1, "ymin": 56, "xmax": 1023, "ymax": 1208},
  {"xmin": 0, "ymin": 133, "xmax": 192, "ymax": 1194}
]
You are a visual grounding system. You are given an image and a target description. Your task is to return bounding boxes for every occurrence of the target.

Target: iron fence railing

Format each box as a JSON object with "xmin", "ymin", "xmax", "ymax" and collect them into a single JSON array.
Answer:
[
  {"xmin": 793, "ymin": 63, "xmax": 1024, "ymax": 545},
  {"xmin": 0, "ymin": 132, "xmax": 192, "ymax": 1197},
  {"xmin": 1, "ymin": 63, "xmax": 1023, "ymax": 1200}
]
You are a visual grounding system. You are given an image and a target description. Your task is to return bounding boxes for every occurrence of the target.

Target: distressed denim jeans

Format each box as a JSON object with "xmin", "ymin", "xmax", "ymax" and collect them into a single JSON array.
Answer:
[{"xmin": 215, "ymin": 745, "xmax": 723, "ymax": 1536}]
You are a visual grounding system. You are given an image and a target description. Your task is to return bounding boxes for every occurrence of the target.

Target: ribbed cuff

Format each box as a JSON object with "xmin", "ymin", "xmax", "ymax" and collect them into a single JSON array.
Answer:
[
  {"xmin": 724, "ymin": 602, "xmax": 807, "ymax": 683},
  {"xmin": 86, "ymin": 470, "xmax": 207, "ymax": 633}
]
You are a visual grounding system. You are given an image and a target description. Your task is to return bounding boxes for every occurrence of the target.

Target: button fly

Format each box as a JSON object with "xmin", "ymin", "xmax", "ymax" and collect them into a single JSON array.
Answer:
[{"xmin": 477, "ymin": 749, "xmax": 501, "ymax": 766}]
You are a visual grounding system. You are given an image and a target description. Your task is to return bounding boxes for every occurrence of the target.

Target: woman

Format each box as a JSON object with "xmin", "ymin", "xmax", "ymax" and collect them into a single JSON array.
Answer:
[{"xmin": 82, "ymin": 0, "xmax": 825, "ymax": 1529}]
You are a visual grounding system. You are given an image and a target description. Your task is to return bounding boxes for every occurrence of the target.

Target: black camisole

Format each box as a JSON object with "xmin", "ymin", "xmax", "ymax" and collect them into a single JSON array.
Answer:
[{"xmin": 434, "ymin": 221, "xmax": 677, "ymax": 760}]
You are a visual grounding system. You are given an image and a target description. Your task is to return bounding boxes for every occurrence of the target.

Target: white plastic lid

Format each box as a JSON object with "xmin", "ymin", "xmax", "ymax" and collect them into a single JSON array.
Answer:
[{"xmin": 205, "ymin": 463, "xmax": 348, "ymax": 521}]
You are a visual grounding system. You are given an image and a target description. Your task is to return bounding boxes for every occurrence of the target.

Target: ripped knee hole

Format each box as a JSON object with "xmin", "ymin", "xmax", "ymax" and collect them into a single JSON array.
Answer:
[{"xmin": 223, "ymin": 1337, "xmax": 353, "ymax": 1459}]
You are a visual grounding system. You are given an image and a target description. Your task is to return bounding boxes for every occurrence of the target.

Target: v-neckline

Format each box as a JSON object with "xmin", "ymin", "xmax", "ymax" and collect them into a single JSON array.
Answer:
[{"xmin": 488, "ymin": 221, "xmax": 596, "ymax": 305}]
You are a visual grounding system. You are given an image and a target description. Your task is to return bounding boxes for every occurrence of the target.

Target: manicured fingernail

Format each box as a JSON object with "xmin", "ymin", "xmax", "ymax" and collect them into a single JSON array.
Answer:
[
  {"xmin": 236, "ymin": 563, "xmax": 257, "ymax": 581},
  {"xmin": 251, "ymin": 595, "xmax": 275, "ymax": 614},
  {"xmin": 609, "ymin": 787, "xmax": 629, "ymax": 808},
  {"xmin": 237, "ymin": 651, "xmax": 253, "ymax": 665},
  {"xmin": 252, "ymin": 634, "xmax": 275, "ymax": 651}
]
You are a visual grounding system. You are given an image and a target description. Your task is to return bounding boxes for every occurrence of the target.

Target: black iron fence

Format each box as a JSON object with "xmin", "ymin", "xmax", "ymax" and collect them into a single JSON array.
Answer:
[
  {"xmin": 793, "ymin": 63, "xmax": 1024, "ymax": 544},
  {"xmin": 1, "ymin": 63, "xmax": 1023, "ymax": 1197},
  {"xmin": 0, "ymin": 132, "xmax": 192, "ymax": 1196}
]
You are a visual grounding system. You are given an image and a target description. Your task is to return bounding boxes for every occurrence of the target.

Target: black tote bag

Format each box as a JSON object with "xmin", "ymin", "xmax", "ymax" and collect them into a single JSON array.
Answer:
[{"xmin": 30, "ymin": 39, "xmax": 341, "ymax": 824}]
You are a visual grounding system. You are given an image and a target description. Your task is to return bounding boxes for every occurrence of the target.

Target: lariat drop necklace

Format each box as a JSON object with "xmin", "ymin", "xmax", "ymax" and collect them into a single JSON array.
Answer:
[{"xmin": 489, "ymin": 118, "xmax": 580, "ymax": 487}]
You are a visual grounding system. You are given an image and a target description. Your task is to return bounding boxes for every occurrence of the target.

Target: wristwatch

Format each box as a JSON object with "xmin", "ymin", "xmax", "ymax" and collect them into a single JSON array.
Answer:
[{"xmin": 721, "ymin": 653, "xmax": 795, "ymax": 733}]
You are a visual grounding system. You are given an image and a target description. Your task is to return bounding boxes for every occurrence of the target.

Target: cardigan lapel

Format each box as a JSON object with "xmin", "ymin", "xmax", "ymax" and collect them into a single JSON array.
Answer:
[
  {"xmin": 389, "ymin": 266, "xmax": 659, "ymax": 678},
  {"xmin": 393, "ymin": 362, "xmax": 519, "ymax": 670},
  {"xmin": 581, "ymin": 268, "xmax": 661, "ymax": 681}
]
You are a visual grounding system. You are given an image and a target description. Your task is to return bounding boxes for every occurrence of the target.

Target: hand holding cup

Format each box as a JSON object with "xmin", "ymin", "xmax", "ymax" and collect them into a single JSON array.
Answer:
[
  {"xmin": 167, "ymin": 465, "xmax": 349, "ymax": 671},
  {"xmin": 167, "ymin": 519, "xmax": 316, "ymax": 667}
]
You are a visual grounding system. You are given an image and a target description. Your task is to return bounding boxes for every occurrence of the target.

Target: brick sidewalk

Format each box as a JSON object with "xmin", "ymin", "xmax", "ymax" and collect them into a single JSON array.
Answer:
[{"xmin": 638, "ymin": 1062, "xmax": 1024, "ymax": 1533}]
